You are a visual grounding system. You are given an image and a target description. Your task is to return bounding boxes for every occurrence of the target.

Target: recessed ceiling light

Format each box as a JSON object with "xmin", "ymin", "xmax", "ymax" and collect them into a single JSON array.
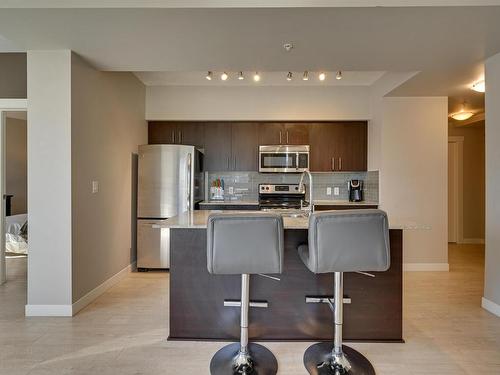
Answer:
[
  {"xmin": 472, "ymin": 80, "xmax": 485, "ymax": 93},
  {"xmin": 286, "ymin": 72, "xmax": 293, "ymax": 81},
  {"xmin": 450, "ymin": 102, "xmax": 474, "ymax": 121},
  {"xmin": 319, "ymin": 72, "xmax": 326, "ymax": 81},
  {"xmin": 336, "ymin": 71, "xmax": 342, "ymax": 80},
  {"xmin": 220, "ymin": 72, "xmax": 229, "ymax": 81},
  {"xmin": 253, "ymin": 72, "xmax": 261, "ymax": 82},
  {"xmin": 302, "ymin": 71, "xmax": 309, "ymax": 81},
  {"xmin": 206, "ymin": 71, "xmax": 212, "ymax": 80},
  {"xmin": 238, "ymin": 71, "xmax": 244, "ymax": 80}
]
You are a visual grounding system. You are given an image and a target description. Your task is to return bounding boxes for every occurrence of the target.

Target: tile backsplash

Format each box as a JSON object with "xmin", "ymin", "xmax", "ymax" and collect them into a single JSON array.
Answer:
[{"xmin": 205, "ymin": 171, "xmax": 379, "ymax": 203}]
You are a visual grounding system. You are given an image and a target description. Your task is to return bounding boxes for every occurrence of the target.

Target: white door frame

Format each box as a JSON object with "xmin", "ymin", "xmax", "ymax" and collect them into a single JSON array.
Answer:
[
  {"xmin": 0, "ymin": 99, "xmax": 28, "ymax": 285},
  {"xmin": 448, "ymin": 136, "xmax": 464, "ymax": 244}
]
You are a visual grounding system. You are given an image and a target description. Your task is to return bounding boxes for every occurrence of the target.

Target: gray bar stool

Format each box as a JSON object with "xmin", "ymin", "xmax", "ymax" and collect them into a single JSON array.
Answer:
[
  {"xmin": 207, "ymin": 212, "xmax": 284, "ymax": 375},
  {"xmin": 298, "ymin": 209, "xmax": 390, "ymax": 375}
]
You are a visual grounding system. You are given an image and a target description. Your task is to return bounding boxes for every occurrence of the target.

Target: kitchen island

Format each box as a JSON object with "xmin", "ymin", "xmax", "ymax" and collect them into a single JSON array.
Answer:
[{"xmin": 164, "ymin": 210, "xmax": 403, "ymax": 343}]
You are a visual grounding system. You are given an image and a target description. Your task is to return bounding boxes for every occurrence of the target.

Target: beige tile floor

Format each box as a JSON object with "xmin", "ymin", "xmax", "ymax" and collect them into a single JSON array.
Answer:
[{"xmin": 1, "ymin": 244, "xmax": 499, "ymax": 374}]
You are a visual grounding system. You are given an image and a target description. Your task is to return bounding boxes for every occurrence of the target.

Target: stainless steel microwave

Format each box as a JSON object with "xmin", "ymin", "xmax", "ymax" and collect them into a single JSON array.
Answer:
[{"xmin": 259, "ymin": 145, "xmax": 310, "ymax": 173}]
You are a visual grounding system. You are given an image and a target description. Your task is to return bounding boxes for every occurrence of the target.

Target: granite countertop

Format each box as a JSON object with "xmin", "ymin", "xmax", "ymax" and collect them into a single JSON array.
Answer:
[
  {"xmin": 199, "ymin": 200, "xmax": 259, "ymax": 205},
  {"xmin": 313, "ymin": 200, "xmax": 379, "ymax": 206},
  {"xmin": 199, "ymin": 199, "xmax": 378, "ymax": 206},
  {"xmin": 161, "ymin": 210, "xmax": 402, "ymax": 230}
]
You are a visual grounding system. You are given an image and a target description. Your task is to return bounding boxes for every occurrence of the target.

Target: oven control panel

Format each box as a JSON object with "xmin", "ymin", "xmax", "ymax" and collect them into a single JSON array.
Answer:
[{"xmin": 259, "ymin": 184, "xmax": 305, "ymax": 194}]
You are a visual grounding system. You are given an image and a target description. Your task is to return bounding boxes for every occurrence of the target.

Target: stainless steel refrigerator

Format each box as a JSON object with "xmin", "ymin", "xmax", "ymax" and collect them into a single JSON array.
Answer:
[{"xmin": 137, "ymin": 144, "xmax": 203, "ymax": 270}]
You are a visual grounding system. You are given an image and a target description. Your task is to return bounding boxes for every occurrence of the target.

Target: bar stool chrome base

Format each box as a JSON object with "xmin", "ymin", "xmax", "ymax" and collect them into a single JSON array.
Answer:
[
  {"xmin": 210, "ymin": 343, "xmax": 278, "ymax": 375},
  {"xmin": 303, "ymin": 343, "xmax": 375, "ymax": 375}
]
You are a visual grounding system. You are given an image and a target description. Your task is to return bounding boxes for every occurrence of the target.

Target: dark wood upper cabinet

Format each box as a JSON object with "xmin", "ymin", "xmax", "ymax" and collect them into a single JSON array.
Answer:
[
  {"xmin": 148, "ymin": 121, "xmax": 178, "ymax": 144},
  {"xmin": 284, "ymin": 123, "xmax": 309, "ymax": 145},
  {"xmin": 148, "ymin": 121, "xmax": 366, "ymax": 173},
  {"xmin": 231, "ymin": 123, "xmax": 259, "ymax": 171},
  {"xmin": 258, "ymin": 123, "xmax": 284, "ymax": 145},
  {"xmin": 148, "ymin": 121, "xmax": 204, "ymax": 147},
  {"xmin": 309, "ymin": 122, "xmax": 367, "ymax": 172},
  {"xmin": 203, "ymin": 123, "xmax": 232, "ymax": 171}
]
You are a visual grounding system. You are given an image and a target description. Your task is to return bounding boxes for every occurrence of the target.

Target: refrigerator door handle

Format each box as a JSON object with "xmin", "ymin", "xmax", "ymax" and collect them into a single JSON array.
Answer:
[{"xmin": 186, "ymin": 153, "xmax": 192, "ymax": 211}]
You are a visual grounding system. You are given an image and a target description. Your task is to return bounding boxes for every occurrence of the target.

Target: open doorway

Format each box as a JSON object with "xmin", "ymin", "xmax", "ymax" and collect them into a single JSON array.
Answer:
[
  {"xmin": 1, "ymin": 111, "xmax": 27, "ymax": 290},
  {"xmin": 0, "ymin": 104, "xmax": 27, "ymax": 293}
]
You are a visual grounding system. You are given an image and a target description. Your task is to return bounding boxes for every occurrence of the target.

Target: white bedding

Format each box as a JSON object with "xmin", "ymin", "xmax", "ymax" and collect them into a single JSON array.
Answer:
[{"xmin": 5, "ymin": 214, "xmax": 27, "ymax": 255}]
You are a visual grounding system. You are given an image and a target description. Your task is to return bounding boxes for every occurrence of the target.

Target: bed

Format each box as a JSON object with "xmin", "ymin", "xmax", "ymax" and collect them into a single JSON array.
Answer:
[{"xmin": 5, "ymin": 214, "xmax": 27, "ymax": 255}]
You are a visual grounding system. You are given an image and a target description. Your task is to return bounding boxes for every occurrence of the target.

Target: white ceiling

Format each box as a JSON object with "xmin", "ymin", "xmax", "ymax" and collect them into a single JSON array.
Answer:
[
  {"xmin": 0, "ymin": 6, "xmax": 495, "ymax": 114},
  {"xmin": 135, "ymin": 71, "xmax": 386, "ymax": 86},
  {"xmin": 2, "ymin": 0, "xmax": 500, "ymax": 8}
]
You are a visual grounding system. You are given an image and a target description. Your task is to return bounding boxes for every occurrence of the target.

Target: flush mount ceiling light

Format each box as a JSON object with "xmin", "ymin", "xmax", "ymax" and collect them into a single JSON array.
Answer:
[
  {"xmin": 302, "ymin": 71, "xmax": 309, "ymax": 81},
  {"xmin": 206, "ymin": 71, "xmax": 212, "ymax": 81},
  {"xmin": 319, "ymin": 72, "xmax": 326, "ymax": 81},
  {"xmin": 220, "ymin": 72, "xmax": 229, "ymax": 81},
  {"xmin": 451, "ymin": 102, "xmax": 474, "ymax": 121},
  {"xmin": 472, "ymin": 80, "xmax": 485, "ymax": 93},
  {"xmin": 336, "ymin": 71, "xmax": 342, "ymax": 80},
  {"xmin": 238, "ymin": 71, "xmax": 244, "ymax": 80},
  {"xmin": 286, "ymin": 72, "xmax": 293, "ymax": 81},
  {"xmin": 253, "ymin": 72, "xmax": 261, "ymax": 82},
  {"xmin": 283, "ymin": 42, "xmax": 294, "ymax": 52}
]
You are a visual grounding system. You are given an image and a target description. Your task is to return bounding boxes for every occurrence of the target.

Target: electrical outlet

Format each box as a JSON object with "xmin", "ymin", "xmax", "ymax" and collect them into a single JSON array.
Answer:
[
  {"xmin": 326, "ymin": 187, "xmax": 332, "ymax": 196},
  {"xmin": 92, "ymin": 181, "xmax": 99, "ymax": 194},
  {"xmin": 334, "ymin": 187, "xmax": 340, "ymax": 196},
  {"xmin": 228, "ymin": 186, "xmax": 234, "ymax": 195}
]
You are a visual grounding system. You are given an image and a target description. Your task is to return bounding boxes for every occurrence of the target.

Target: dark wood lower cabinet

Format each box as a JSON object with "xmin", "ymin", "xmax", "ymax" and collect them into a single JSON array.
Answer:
[{"xmin": 169, "ymin": 228, "xmax": 403, "ymax": 342}]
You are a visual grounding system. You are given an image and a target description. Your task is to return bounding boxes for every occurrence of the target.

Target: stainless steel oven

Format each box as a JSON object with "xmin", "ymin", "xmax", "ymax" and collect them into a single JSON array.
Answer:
[{"xmin": 259, "ymin": 145, "xmax": 309, "ymax": 173}]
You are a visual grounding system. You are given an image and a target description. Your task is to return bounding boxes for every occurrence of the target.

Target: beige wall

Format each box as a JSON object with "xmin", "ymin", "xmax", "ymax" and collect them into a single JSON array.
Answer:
[
  {"xmin": 449, "ymin": 123, "xmax": 485, "ymax": 240},
  {"xmin": 484, "ymin": 52, "xmax": 500, "ymax": 314},
  {"xmin": 146, "ymin": 85, "xmax": 370, "ymax": 120},
  {"xmin": 0, "ymin": 53, "xmax": 27, "ymax": 98},
  {"xmin": 71, "ymin": 53, "xmax": 147, "ymax": 303},
  {"xmin": 5, "ymin": 116, "xmax": 27, "ymax": 215},
  {"xmin": 379, "ymin": 97, "xmax": 449, "ymax": 267},
  {"xmin": 27, "ymin": 50, "xmax": 73, "ymax": 311}
]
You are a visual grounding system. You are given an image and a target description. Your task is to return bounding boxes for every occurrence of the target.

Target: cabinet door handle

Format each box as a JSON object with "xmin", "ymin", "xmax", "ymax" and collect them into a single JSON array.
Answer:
[
  {"xmin": 279, "ymin": 130, "xmax": 282, "ymax": 144},
  {"xmin": 233, "ymin": 156, "xmax": 236, "ymax": 170},
  {"xmin": 227, "ymin": 157, "xmax": 230, "ymax": 170},
  {"xmin": 178, "ymin": 131, "xmax": 182, "ymax": 144},
  {"xmin": 339, "ymin": 157, "xmax": 342, "ymax": 170},
  {"xmin": 171, "ymin": 130, "xmax": 175, "ymax": 143},
  {"xmin": 331, "ymin": 157, "xmax": 335, "ymax": 171},
  {"xmin": 286, "ymin": 131, "xmax": 289, "ymax": 144}
]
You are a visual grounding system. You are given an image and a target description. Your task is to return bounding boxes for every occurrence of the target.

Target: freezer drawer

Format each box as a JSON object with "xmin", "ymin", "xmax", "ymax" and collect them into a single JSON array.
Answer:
[{"xmin": 137, "ymin": 220, "xmax": 170, "ymax": 269}]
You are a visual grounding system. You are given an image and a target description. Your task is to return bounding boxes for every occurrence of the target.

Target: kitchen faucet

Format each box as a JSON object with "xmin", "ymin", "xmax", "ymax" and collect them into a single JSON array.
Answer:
[{"xmin": 298, "ymin": 170, "xmax": 314, "ymax": 214}]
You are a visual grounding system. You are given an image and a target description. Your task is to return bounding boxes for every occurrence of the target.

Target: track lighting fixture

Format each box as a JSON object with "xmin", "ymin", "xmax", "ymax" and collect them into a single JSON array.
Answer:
[
  {"xmin": 206, "ymin": 71, "xmax": 212, "ymax": 81},
  {"xmin": 286, "ymin": 72, "xmax": 293, "ymax": 81},
  {"xmin": 220, "ymin": 72, "xmax": 229, "ymax": 81},
  {"xmin": 238, "ymin": 71, "xmax": 244, "ymax": 80},
  {"xmin": 253, "ymin": 72, "xmax": 261, "ymax": 82},
  {"xmin": 302, "ymin": 71, "xmax": 309, "ymax": 81},
  {"xmin": 336, "ymin": 71, "xmax": 342, "ymax": 80},
  {"xmin": 319, "ymin": 72, "xmax": 326, "ymax": 81}
]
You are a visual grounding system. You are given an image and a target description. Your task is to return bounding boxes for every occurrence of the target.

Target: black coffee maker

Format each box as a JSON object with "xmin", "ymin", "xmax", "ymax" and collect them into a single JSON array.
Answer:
[{"xmin": 348, "ymin": 179, "xmax": 363, "ymax": 202}]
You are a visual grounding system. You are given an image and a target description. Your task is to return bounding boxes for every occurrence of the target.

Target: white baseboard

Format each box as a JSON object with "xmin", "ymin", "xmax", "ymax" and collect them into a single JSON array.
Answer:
[
  {"xmin": 25, "ymin": 304, "xmax": 73, "ymax": 317},
  {"xmin": 459, "ymin": 238, "xmax": 485, "ymax": 244},
  {"xmin": 482, "ymin": 297, "xmax": 500, "ymax": 317},
  {"xmin": 403, "ymin": 263, "xmax": 450, "ymax": 271},
  {"xmin": 25, "ymin": 263, "xmax": 134, "ymax": 317},
  {"xmin": 72, "ymin": 263, "xmax": 134, "ymax": 315}
]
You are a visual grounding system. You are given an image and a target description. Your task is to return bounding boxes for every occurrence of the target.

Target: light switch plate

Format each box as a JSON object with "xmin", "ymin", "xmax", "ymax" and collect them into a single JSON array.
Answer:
[
  {"xmin": 92, "ymin": 181, "xmax": 99, "ymax": 194},
  {"xmin": 326, "ymin": 187, "xmax": 332, "ymax": 196},
  {"xmin": 334, "ymin": 187, "xmax": 340, "ymax": 196},
  {"xmin": 228, "ymin": 186, "xmax": 234, "ymax": 195}
]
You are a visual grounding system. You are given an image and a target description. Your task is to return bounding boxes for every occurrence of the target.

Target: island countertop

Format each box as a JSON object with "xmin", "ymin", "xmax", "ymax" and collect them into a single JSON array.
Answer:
[{"xmin": 161, "ymin": 209, "xmax": 403, "ymax": 230}]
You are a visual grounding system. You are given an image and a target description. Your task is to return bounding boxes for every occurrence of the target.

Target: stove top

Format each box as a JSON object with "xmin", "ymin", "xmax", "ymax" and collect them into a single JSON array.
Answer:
[{"xmin": 259, "ymin": 184, "xmax": 305, "ymax": 210}]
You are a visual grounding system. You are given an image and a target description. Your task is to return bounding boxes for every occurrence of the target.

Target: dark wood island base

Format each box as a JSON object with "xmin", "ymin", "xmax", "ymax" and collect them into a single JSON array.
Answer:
[{"xmin": 169, "ymin": 227, "xmax": 403, "ymax": 343}]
